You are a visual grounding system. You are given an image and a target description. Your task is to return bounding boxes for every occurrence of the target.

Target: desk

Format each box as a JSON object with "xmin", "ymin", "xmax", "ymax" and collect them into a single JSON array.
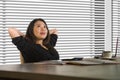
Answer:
[{"xmin": 0, "ymin": 60, "xmax": 120, "ymax": 80}]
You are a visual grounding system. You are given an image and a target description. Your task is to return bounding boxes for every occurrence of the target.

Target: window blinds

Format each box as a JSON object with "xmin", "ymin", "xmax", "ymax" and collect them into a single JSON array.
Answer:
[
  {"xmin": 0, "ymin": 0, "xmax": 105, "ymax": 64},
  {"xmin": 112, "ymin": 0, "xmax": 120, "ymax": 57}
]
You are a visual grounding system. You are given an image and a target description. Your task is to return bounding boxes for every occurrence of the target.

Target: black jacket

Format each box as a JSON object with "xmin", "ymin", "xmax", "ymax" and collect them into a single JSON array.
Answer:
[{"xmin": 12, "ymin": 34, "xmax": 59, "ymax": 63}]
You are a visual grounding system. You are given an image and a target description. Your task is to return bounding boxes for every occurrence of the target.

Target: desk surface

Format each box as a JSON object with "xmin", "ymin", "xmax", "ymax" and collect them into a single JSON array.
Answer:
[{"xmin": 0, "ymin": 60, "xmax": 120, "ymax": 80}]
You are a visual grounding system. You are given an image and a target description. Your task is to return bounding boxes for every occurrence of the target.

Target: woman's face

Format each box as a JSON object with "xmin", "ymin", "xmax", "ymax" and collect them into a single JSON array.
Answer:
[{"xmin": 33, "ymin": 20, "xmax": 48, "ymax": 40}]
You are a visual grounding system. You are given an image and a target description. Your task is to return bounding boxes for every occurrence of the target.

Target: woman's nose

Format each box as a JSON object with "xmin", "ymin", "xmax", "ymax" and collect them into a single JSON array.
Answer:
[{"xmin": 39, "ymin": 26, "xmax": 45, "ymax": 30}]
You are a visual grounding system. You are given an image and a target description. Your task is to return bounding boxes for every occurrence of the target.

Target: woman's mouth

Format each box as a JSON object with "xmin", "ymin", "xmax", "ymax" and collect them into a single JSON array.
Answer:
[{"xmin": 40, "ymin": 32, "xmax": 46, "ymax": 35}]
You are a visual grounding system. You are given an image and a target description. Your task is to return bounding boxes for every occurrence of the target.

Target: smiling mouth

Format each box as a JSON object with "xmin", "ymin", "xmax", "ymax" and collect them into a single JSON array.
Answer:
[{"xmin": 40, "ymin": 32, "xmax": 46, "ymax": 35}]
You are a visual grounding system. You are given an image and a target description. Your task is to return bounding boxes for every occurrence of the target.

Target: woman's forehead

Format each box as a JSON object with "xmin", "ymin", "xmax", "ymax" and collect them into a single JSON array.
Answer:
[{"xmin": 34, "ymin": 21, "xmax": 45, "ymax": 25}]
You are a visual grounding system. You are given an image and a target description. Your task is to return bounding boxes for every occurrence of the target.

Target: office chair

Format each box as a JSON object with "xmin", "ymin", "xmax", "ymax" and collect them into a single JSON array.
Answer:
[{"xmin": 20, "ymin": 53, "xmax": 24, "ymax": 64}]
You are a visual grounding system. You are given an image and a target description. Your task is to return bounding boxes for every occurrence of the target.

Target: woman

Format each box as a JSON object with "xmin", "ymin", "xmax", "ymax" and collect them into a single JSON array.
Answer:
[{"xmin": 8, "ymin": 18, "xmax": 59, "ymax": 63}]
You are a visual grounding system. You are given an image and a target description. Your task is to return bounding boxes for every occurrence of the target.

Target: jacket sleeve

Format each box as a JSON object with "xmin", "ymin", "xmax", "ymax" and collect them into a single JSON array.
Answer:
[
  {"xmin": 49, "ymin": 34, "xmax": 58, "ymax": 47},
  {"xmin": 12, "ymin": 36, "xmax": 33, "ymax": 52}
]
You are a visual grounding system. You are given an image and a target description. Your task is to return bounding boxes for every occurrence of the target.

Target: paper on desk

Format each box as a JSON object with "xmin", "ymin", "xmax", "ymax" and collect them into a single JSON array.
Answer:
[{"xmin": 65, "ymin": 59, "xmax": 120, "ymax": 65}]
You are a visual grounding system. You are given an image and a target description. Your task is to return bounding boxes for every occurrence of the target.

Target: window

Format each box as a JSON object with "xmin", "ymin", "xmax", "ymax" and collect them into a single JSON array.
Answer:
[
  {"xmin": 0, "ymin": 0, "xmax": 105, "ymax": 64},
  {"xmin": 112, "ymin": 0, "xmax": 120, "ymax": 57}
]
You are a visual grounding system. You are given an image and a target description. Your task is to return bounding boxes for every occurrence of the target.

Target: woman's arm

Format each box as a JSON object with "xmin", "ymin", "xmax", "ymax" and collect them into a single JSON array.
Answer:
[
  {"xmin": 8, "ymin": 28, "xmax": 32, "ymax": 54},
  {"xmin": 49, "ymin": 29, "xmax": 58, "ymax": 47},
  {"xmin": 8, "ymin": 28, "xmax": 25, "ymax": 38}
]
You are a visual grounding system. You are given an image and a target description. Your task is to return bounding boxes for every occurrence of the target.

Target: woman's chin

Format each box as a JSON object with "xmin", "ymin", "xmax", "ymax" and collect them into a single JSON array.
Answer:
[{"xmin": 39, "ymin": 37, "xmax": 46, "ymax": 40}]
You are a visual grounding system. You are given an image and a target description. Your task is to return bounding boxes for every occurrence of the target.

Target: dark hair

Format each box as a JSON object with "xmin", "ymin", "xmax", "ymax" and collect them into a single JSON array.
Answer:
[{"xmin": 25, "ymin": 18, "xmax": 50, "ymax": 45}]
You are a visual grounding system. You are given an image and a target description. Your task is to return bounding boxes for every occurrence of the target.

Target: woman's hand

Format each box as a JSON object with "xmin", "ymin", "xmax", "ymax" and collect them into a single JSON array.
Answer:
[
  {"xmin": 8, "ymin": 28, "xmax": 25, "ymax": 38},
  {"xmin": 49, "ymin": 29, "xmax": 58, "ymax": 35}
]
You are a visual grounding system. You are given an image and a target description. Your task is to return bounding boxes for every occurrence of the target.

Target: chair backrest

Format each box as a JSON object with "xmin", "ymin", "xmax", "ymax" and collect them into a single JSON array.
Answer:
[{"xmin": 20, "ymin": 53, "xmax": 24, "ymax": 64}]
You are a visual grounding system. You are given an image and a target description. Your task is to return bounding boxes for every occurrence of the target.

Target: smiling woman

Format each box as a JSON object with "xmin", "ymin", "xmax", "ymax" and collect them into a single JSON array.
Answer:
[{"xmin": 8, "ymin": 18, "xmax": 59, "ymax": 63}]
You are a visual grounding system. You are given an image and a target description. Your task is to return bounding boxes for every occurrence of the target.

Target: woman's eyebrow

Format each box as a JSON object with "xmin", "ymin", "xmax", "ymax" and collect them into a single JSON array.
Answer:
[{"xmin": 34, "ymin": 24, "xmax": 41, "ymax": 26}]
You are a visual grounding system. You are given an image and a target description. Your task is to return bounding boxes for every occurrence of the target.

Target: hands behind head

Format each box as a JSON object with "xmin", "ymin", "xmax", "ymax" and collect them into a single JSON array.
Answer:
[
  {"xmin": 8, "ymin": 28, "xmax": 25, "ymax": 38},
  {"xmin": 49, "ymin": 29, "xmax": 58, "ymax": 35}
]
